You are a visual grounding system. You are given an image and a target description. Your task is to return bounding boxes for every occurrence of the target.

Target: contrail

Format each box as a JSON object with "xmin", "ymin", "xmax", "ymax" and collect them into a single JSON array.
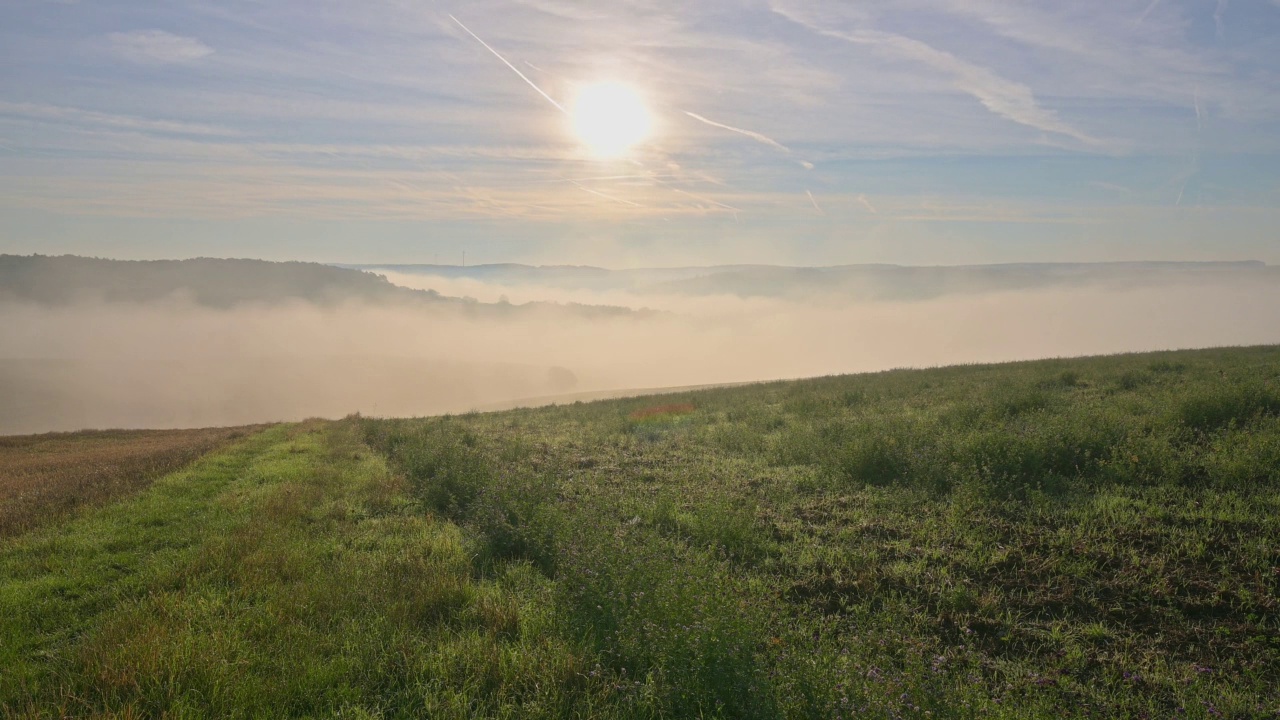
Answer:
[
  {"xmin": 684, "ymin": 111, "xmax": 791, "ymax": 153},
  {"xmin": 448, "ymin": 14, "xmax": 566, "ymax": 114},
  {"xmin": 857, "ymin": 194, "xmax": 879, "ymax": 214},
  {"xmin": 563, "ymin": 177, "xmax": 643, "ymax": 207},
  {"xmin": 671, "ymin": 187, "xmax": 740, "ymax": 213},
  {"xmin": 1194, "ymin": 88, "xmax": 1203, "ymax": 132},
  {"xmin": 1214, "ymin": 0, "xmax": 1228, "ymax": 39},
  {"xmin": 641, "ymin": 172, "xmax": 741, "ymax": 213},
  {"xmin": 1171, "ymin": 153, "xmax": 1199, "ymax": 206},
  {"xmin": 805, "ymin": 190, "xmax": 824, "ymax": 215},
  {"xmin": 553, "ymin": 174, "xmax": 677, "ymax": 184}
]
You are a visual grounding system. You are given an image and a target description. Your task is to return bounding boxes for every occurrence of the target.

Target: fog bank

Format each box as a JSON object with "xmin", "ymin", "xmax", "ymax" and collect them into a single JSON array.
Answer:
[{"xmin": 3, "ymin": 277, "xmax": 1279, "ymax": 434}]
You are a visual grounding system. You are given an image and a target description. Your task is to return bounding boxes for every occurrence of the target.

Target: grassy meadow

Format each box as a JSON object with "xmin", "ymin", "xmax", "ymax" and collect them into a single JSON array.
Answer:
[{"xmin": 2, "ymin": 346, "xmax": 1279, "ymax": 718}]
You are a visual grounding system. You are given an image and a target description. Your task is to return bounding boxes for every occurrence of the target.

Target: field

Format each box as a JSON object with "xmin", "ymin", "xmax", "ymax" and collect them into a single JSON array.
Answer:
[
  {"xmin": 0, "ymin": 426, "xmax": 263, "ymax": 539},
  {"xmin": 2, "ymin": 346, "xmax": 1279, "ymax": 718}
]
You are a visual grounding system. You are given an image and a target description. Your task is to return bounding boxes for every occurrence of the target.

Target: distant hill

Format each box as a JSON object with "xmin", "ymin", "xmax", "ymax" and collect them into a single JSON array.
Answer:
[
  {"xmin": 8, "ymin": 255, "xmax": 1270, "ymax": 311},
  {"xmin": 649, "ymin": 261, "xmax": 1279, "ymax": 301},
  {"xmin": 0, "ymin": 255, "xmax": 441, "ymax": 308},
  {"xmin": 0, "ymin": 255, "xmax": 643, "ymax": 317},
  {"xmin": 347, "ymin": 260, "xmax": 1278, "ymax": 302}
]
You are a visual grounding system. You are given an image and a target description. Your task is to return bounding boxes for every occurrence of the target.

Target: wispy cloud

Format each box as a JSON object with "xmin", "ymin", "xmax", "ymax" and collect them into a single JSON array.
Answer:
[
  {"xmin": 914, "ymin": 0, "xmax": 1245, "ymax": 116},
  {"xmin": 1090, "ymin": 181, "xmax": 1133, "ymax": 195},
  {"xmin": 1138, "ymin": 0, "xmax": 1163, "ymax": 23},
  {"xmin": 770, "ymin": 2, "xmax": 1103, "ymax": 147},
  {"xmin": 2, "ymin": 0, "xmax": 1278, "ymax": 263},
  {"xmin": 0, "ymin": 101, "xmax": 236, "ymax": 137},
  {"xmin": 107, "ymin": 29, "xmax": 212, "ymax": 64}
]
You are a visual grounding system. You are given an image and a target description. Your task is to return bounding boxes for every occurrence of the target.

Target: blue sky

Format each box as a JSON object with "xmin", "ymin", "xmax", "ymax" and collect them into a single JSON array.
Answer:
[{"xmin": 2, "ymin": 0, "xmax": 1279, "ymax": 266}]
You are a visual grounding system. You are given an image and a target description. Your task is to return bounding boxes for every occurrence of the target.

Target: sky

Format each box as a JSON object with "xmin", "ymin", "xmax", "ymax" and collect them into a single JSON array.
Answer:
[{"xmin": 2, "ymin": 0, "xmax": 1279, "ymax": 267}]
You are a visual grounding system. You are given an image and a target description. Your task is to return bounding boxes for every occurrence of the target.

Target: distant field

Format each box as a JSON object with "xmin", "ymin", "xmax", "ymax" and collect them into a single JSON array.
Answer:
[
  {"xmin": 2, "ymin": 346, "xmax": 1278, "ymax": 718},
  {"xmin": 0, "ymin": 425, "xmax": 264, "ymax": 538}
]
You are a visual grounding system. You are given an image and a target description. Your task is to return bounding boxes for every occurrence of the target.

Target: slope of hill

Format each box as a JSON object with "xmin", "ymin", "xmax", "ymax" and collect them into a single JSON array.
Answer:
[
  {"xmin": 0, "ymin": 254, "xmax": 443, "ymax": 307},
  {"xmin": 3, "ymin": 346, "xmax": 1278, "ymax": 718},
  {"xmin": 0, "ymin": 255, "xmax": 652, "ymax": 317}
]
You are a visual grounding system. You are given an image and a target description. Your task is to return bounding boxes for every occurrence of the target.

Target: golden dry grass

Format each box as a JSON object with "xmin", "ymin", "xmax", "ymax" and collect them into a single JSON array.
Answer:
[{"xmin": 0, "ymin": 425, "xmax": 268, "ymax": 539}]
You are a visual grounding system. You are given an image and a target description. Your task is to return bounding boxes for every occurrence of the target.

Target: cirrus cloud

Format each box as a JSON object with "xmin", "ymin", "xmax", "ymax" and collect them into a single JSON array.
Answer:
[{"xmin": 107, "ymin": 29, "xmax": 213, "ymax": 64}]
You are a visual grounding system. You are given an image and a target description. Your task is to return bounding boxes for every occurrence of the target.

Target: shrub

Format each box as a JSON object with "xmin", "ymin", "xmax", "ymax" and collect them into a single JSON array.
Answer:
[
  {"xmin": 1114, "ymin": 370, "xmax": 1153, "ymax": 391},
  {"xmin": 363, "ymin": 420, "xmax": 492, "ymax": 517},
  {"xmin": 1040, "ymin": 370, "xmax": 1083, "ymax": 389},
  {"xmin": 1148, "ymin": 359, "xmax": 1186, "ymax": 374},
  {"xmin": 1179, "ymin": 383, "xmax": 1280, "ymax": 433},
  {"xmin": 708, "ymin": 422, "xmax": 767, "ymax": 455},
  {"xmin": 686, "ymin": 498, "xmax": 773, "ymax": 565},
  {"xmin": 987, "ymin": 386, "xmax": 1056, "ymax": 419},
  {"xmin": 833, "ymin": 434, "xmax": 910, "ymax": 487}
]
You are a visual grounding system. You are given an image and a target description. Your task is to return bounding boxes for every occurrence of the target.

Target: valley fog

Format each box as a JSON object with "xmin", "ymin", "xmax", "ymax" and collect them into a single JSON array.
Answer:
[{"xmin": 4, "ymin": 273, "xmax": 1279, "ymax": 434}]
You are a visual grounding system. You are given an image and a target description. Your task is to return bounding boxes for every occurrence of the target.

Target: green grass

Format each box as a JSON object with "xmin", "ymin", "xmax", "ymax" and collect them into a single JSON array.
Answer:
[
  {"xmin": 362, "ymin": 346, "xmax": 1280, "ymax": 719},
  {"xmin": 1, "ymin": 423, "xmax": 626, "ymax": 718},
  {"xmin": 4, "ymin": 346, "xmax": 1280, "ymax": 718}
]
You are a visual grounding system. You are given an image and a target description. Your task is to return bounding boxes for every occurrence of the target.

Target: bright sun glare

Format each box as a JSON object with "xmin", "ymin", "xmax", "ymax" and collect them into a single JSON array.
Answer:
[{"xmin": 570, "ymin": 81, "xmax": 653, "ymax": 159}]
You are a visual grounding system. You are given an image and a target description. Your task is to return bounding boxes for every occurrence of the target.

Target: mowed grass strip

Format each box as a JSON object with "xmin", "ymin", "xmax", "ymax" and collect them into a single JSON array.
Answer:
[
  {"xmin": 1, "ymin": 420, "xmax": 636, "ymax": 719},
  {"xmin": 0, "ymin": 426, "xmax": 267, "ymax": 539}
]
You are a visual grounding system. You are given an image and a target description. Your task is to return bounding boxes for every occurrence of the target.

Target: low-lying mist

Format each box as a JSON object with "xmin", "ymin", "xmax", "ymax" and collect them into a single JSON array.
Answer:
[{"xmin": 4, "ymin": 274, "xmax": 1279, "ymax": 434}]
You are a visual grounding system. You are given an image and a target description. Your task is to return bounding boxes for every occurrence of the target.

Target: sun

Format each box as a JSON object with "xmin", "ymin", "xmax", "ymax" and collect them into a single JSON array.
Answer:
[{"xmin": 570, "ymin": 81, "xmax": 653, "ymax": 159}]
